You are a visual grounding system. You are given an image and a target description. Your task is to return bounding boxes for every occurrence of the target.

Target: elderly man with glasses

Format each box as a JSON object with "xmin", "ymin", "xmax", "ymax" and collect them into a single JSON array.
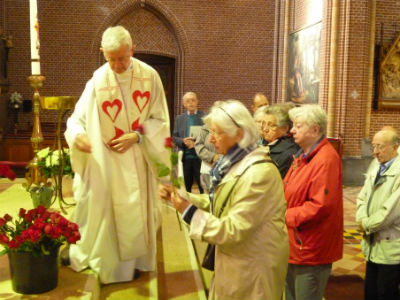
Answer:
[
  {"xmin": 356, "ymin": 127, "xmax": 400, "ymax": 300},
  {"xmin": 65, "ymin": 25, "xmax": 170, "ymax": 284}
]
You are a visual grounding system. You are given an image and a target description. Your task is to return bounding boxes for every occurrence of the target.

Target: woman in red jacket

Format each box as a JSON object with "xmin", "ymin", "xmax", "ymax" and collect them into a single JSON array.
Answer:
[{"xmin": 283, "ymin": 104, "xmax": 343, "ymax": 300}]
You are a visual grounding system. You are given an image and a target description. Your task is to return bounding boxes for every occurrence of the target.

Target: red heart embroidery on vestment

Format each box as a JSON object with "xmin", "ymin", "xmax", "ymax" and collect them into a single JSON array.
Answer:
[
  {"xmin": 131, "ymin": 118, "xmax": 144, "ymax": 134},
  {"xmin": 108, "ymin": 126, "xmax": 125, "ymax": 146},
  {"xmin": 132, "ymin": 90, "xmax": 150, "ymax": 113},
  {"xmin": 102, "ymin": 99, "xmax": 122, "ymax": 122}
]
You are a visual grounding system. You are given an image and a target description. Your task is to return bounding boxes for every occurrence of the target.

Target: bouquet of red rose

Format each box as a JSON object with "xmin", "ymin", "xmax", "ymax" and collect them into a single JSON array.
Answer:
[
  {"xmin": 0, "ymin": 205, "xmax": 80, "ymax": 256},
  {"xmin": 0, "ymin": 164, "xmax": 16, "ymax": 181}
]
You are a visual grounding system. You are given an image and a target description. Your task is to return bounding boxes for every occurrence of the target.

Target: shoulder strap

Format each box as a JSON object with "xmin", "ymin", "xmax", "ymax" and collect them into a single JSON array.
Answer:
[{"xmin": 216, "ymin": 159, "xmax": 273, "ymax": 217}]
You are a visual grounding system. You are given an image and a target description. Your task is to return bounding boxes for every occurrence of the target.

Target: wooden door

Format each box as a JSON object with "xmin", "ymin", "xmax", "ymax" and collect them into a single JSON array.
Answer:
[{"xmin": 134, "ymin": 54, "xmax": 175, "ymax": 131}]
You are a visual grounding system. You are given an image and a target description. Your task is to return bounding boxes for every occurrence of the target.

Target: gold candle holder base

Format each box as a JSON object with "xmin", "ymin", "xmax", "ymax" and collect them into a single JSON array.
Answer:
[
  {"xmin": 40, "ymin": 96, "xmax": 78, "ymax": 213},
  {"xmin": 26, "ymin": 75, "xmax": 46, "ymax": 186}
]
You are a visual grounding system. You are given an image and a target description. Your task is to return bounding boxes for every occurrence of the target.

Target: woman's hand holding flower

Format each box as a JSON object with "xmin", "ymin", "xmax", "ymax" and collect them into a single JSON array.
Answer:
[
  {"xmin": 159, "ymin": 184, "xmax": 190, "ymax": 214},
  {"xmin": 159, "ymin": 183, "xmax": 173, "ymax": 201}
]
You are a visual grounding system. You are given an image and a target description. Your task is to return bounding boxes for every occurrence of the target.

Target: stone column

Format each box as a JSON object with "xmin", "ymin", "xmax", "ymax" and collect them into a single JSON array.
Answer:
[
  {"xmin": 327, "ymin": 0, "xmax": 339, "ymax": 137},
  {"xmin": 281, "ymin": 0, "xmax": 290, "ymax": 102}
]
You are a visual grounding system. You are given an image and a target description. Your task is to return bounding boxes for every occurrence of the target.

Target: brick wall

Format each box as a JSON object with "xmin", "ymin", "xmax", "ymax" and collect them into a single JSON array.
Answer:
[
  {"xmin": 370, "ymin": 0, "xmax": 400, "ymax": 140},
  {"xmin": 2, "ymin": 0, "xmax": 400, "ymax": 157},
  {"xmin": 286, "ymin": 0, "xmax": 400, "ymax": 156},
  {"xmin": 3, "ymin": 0, "xmax": 275, "ymax": 132}
]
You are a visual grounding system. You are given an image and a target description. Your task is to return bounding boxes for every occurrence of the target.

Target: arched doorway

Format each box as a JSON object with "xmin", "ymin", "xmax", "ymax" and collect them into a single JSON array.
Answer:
[{"xmin": 134, "ymin": 53, "xmax": 175, "ymax": 131}]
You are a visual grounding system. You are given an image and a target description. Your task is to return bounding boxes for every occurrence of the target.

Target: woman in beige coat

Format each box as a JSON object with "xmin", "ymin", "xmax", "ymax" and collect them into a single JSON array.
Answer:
[{"xmin": 161, "ymin": 100, "xmax": 289, "ymax": 300}]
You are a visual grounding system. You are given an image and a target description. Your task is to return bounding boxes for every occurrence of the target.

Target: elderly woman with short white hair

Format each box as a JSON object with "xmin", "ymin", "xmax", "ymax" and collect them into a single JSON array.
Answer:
[
  {"xmin": 261, "ymin": 104, "xmax": 300, "ymax": 178},
  {"xmin": 161, "ymin": 100, "xmax": 289, "ymax": 300},
  {"xmin": 284, "ymin": 104, "xmax": 343, "ymax": 300}
]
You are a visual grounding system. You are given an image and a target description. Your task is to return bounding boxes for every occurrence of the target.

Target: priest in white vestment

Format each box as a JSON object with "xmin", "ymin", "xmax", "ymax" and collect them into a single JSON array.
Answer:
[{"xmin": 64, "ymin": 26, "xmax": 170, "ymax": 284}]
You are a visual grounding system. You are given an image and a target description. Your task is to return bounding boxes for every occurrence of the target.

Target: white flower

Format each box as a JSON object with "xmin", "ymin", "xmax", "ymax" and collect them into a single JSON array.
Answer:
[
  {"xmin": 45, "ymin": 151, "xmax": 60, "ymax": 167},
  {"xmin": 37, "ymin": 147, "xmax": 50, "ymax": 159},
  {"xmin": 52, "ymin": 151, "xmax": 60, "ymax": 165},
  {"xmin": 10, "ymin": 92, "xmax": 23, "ymax": 106}
]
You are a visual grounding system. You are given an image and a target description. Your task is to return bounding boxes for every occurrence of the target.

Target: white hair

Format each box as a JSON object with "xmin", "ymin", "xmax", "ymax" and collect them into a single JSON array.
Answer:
[
  {"xmin": 289, "ymin": 104, "xmax": 327, "ymax": 135},
  {"xmin": 101, "ymin": 26, "xmax": 132, "ymax": 51},
  {"xmin": 262, "ymin": 104, "xmax": 293, "ymax": 129},
  {"xmin": 183, "ymin": 92, "xmax": 198, "ymax": 101},
  {"xmin": 253, "ymin": 106, "xmax": 265, "ymax": 121},
  {"xmin": 203, "ymin": 100, "xmax": 258, "ymax": 148}
]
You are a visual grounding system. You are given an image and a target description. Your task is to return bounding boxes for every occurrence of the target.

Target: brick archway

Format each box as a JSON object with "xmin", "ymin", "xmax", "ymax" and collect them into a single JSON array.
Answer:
[{"xmin": 90, "ymin": 0, "xmax": 188, "ymax": 114}]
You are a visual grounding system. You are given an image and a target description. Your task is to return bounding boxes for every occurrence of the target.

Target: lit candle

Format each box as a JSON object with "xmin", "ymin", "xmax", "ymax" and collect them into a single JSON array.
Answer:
[{"xmin": 29, "ymin": 0, "xmax": 41, "ymax": 75}]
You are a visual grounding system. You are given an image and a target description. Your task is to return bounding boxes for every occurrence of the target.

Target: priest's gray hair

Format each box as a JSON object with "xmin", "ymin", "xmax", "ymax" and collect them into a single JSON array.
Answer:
[
  {"xmin": 101, "ymin": 26, "xmax": 133, "ymax": 52},
  {"xmin": 203, "ymin": 100, "xmax": 258, "ymax": 149},
  {"xmin": 289, "ymin": 104, "xmax": 327, "ymax": 135}
]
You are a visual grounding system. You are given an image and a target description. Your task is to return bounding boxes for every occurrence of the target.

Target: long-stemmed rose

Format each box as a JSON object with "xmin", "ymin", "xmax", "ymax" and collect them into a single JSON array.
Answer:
[
  {"xmin": 155, "ymin": 137, "xmax": 183, "ymax": 229},
  {"xmin": 156, "ymin": 137, "xmax": 182, "ymax": 188}
]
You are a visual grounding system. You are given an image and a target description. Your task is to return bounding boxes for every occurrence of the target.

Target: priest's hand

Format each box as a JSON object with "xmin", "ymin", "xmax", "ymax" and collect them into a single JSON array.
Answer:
[
  {"xmin": 108, "ymin": 132, "xmax": 139, "ymax": 153},
  {"xmin": 74, "ymin": 133, "xmax": 92, "ymax": 153}
]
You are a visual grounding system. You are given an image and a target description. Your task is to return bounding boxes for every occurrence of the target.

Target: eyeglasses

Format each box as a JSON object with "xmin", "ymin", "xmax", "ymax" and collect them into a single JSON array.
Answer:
[
  {"xmin": 105, "ymin": 55, "xmax": 132, "ymax": 64},
  {"xmin": 209, "ymin": 129, "xmax": 226, "ymax": 138},
  {"xmin": 262, "ymin": 121, "xmax": 278, "ymax": 130},
  {"xmin": 371, "ymin": 143, "xmax": 392, "ymax": 151}
]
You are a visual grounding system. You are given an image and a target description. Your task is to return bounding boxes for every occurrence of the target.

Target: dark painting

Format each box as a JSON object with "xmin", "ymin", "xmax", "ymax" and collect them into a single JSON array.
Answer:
[{"xmin": 287, "ymin": 22, "xmax": 321, "ymax": 104}]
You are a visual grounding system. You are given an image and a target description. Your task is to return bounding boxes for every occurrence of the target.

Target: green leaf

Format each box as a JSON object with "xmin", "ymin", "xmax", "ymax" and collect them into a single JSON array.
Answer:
[
  {"xmin": 0, "ymin": 248, "xmax": 7, "ymax": 256},
  {"xmin": 158, "ymin": 165, "xmax": 170, "ymax": 178},
  {"xmin": 41, "ymin": 244, "xmax": 50, "ymax": 255},
  {"xmin": 170, "ymin": 152, "xmax": 178, "ymax": 166}
]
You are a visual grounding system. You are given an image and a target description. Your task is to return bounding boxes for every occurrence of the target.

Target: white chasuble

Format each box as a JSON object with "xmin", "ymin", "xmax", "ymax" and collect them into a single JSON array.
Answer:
[{"xmin": 65, "ymin": 58, "xmax": 170, "ymax": 283}]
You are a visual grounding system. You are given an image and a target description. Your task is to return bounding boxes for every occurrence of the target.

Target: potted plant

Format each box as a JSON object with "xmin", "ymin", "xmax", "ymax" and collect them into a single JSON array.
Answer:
[
  {"xmin": 26, "ymin": 147, "xmax": 74, "ymax": 213},
  {"xmin": 0, "ymin": 205, "xmax": 80, "ymax": 294}
]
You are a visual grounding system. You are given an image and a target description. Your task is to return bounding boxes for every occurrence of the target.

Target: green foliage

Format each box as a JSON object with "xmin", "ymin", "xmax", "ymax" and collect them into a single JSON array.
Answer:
[
  {"xmin": 170, "ymin": 152, "xmax": 178, "ymax": 166},
  {"xmin": 29, "ymin": 184, "xmax": 54, "ymax": 208},
  {"xmin": 36, "ymin": 147, "xmax": 74, "ymax": 179},
  {"xmin": 155, "ymin": 161, "xmax": 170, "ymax": 178}
]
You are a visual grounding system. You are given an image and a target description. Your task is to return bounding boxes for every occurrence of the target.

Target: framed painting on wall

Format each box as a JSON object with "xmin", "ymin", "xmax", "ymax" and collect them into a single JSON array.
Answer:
[
  {"xmin": 378, "ymin": 34, "xmax": 400, "ymax": 109},
  {"xmin": 287, "ymin": 22, "xmax": 321, "ymax": 104}
]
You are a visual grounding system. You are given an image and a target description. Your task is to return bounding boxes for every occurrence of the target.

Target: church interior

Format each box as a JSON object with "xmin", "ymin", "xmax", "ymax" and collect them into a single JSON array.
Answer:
[{"xmin": 0, "ymin": 0, "xmax": 400, "ymax": 299}]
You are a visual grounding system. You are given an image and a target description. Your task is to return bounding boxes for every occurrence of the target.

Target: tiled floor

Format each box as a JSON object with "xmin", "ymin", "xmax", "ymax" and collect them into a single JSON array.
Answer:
[
  {"xmin": 332, "ymin": 186, "xmax": 365, "ymax": 278},
  {"xmin": 0, "ymin": 178, "xmax": 366, "ymax": 298}
]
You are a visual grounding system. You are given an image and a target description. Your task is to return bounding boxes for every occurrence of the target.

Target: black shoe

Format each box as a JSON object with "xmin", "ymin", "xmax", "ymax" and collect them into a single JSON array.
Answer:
[
  {"xmin": 133, "ymin": 269, "xmax": 141, "ymax": 280},
  {"xmin": 60, "ymin": 246, "xmax": 70, "ymax": 266}
]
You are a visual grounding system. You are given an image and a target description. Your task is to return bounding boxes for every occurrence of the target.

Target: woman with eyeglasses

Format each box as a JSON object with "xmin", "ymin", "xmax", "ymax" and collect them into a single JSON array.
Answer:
[
  {"xmin": 260, "ymin": 104, "xmax": 300, "ymax": 178},
  {"xmin": 160, "ymin": 100, "xmax": 289, "ymax": 300}
]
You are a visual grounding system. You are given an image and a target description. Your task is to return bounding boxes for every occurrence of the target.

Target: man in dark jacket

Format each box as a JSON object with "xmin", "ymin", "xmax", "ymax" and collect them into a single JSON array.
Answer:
[{"xmin": 173, "ymin": 92, "xmax": 205, "ymax": 193}]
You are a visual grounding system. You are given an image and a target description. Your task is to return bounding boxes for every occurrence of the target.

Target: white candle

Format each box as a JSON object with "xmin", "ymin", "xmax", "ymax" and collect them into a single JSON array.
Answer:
[{"xmin": 29, "ymin": 0, "xmax": 41, "ymax": 75}]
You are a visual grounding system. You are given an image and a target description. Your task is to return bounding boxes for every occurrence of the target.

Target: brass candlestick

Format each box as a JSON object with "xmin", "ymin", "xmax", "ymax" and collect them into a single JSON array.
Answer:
[
  {"xmin": 26, "ymin": 75, "xmax": 45, "ymax": 186},
  {"xmin": 40, "ymin": 96, "xmax": 78, "ymax": 213}
]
